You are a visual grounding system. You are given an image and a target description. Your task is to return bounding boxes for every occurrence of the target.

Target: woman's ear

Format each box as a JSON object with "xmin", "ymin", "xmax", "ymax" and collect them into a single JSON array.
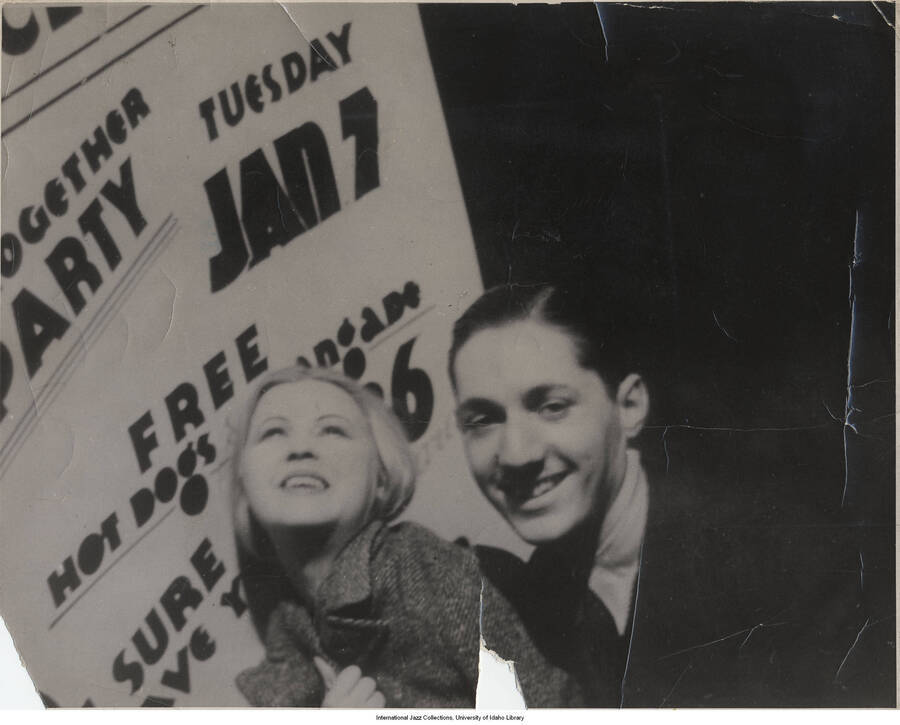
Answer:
[
  {"xmin": 372, "ymin": 466, "xmax": 390, "ymax": 512},
  {"xmin": 615, "ymin": 373, "xmax": 649, "ymax": 440}
]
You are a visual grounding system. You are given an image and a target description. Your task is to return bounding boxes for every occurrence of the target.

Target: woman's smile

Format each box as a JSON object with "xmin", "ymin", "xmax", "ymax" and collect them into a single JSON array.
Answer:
[{"xmin": 279, "ymin": 472, "xmax": 329, "ymax": 492}]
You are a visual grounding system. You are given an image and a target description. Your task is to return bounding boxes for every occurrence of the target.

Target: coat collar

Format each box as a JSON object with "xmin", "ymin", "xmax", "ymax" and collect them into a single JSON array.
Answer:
[
  {"xmin": 315, "ymin": 518, "xmax": 383, "ymax": 614},
  {"xmin": 265, "ymin": 520, "xmax": 390, "ymax": 667},
  {"xmin": 588, "ymin": 449, "xmax": 649, "ymax": 635}
]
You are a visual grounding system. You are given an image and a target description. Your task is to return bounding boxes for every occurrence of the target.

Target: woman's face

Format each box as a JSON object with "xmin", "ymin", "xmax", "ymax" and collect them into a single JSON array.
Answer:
[
  {"xmin": 240, "ymin": 379, "xmax": 380, "ymax": 541},
  {"xmin": 453, "ymin": 319, "xmax": 628, "ymax": 546}
]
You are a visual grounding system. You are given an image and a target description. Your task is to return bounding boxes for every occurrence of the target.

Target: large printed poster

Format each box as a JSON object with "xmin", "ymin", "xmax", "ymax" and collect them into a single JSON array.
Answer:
[{"xmin": 0, "ymin": 3, "xmax": 511, "ymax": 706}]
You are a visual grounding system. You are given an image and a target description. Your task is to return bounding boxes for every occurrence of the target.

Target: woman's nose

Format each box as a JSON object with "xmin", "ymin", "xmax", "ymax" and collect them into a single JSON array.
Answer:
[{"xmin": 286, "ymin": 434, "xmax": 317, "ymax": 461}]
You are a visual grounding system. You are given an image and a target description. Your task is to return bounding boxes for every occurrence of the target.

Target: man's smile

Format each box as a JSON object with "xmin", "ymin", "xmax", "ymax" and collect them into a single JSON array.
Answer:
[{"xmin": 495, "ymin": 467, "xmax": 572, "ymax": 507}]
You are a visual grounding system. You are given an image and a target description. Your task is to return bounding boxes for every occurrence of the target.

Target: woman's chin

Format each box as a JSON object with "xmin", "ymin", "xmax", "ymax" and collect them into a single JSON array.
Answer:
[{"xmin": 263, "ymin": 512, "xmax": 341, "ymax": 534}]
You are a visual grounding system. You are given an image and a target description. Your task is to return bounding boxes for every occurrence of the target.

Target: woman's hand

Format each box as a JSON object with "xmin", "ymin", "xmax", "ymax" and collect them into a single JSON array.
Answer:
[{"xmin": 314, "ymin": 656, "xmax": 386, "ymax": 708}]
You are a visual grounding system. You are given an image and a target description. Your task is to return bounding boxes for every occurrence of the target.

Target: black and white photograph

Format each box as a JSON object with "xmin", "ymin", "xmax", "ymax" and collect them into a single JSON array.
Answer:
[{"xmin": 0, "ymin": 1, "xmax": 895, "ymax": 710}]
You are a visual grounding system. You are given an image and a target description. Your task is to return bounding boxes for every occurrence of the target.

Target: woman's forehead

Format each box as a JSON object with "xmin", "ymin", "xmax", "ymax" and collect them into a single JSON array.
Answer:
[{"xmin": 252, "ymin": 379, "xmax": 364, "ymax": 422}]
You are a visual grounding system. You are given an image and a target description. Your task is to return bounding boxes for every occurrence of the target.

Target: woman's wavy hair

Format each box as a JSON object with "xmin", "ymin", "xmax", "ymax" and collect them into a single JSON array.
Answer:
[{"xmin": 230, "ymin": 364, "xmax": 417, "ymax": 557}]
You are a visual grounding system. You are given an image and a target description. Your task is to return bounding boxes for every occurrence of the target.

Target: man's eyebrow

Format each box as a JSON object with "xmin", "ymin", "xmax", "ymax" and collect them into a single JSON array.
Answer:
[
  {"xmin": 456, "ymin": 397, "xmax": 501, "ymax": 413},
  {"xmin": 523, "ymin": 385, "xmax": 572, "ymax": 408}
]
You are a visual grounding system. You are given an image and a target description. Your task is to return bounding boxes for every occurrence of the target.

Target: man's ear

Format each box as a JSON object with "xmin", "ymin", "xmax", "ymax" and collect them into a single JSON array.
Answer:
[{"xmin": 615, "ymin": 373, "xmax": 649, "ymax": 440}]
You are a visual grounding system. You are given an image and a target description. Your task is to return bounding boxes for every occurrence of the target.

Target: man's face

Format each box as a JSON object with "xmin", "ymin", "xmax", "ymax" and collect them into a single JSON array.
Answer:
[{"xmin": 453, "ymin": 319, "xmax": 629, "ymax": 545}]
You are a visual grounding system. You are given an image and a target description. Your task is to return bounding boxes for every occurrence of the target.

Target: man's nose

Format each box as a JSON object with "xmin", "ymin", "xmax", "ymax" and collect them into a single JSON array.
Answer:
[{"xmin": 496, "ymin": 419, "xmax": 542, "ymax": 468}]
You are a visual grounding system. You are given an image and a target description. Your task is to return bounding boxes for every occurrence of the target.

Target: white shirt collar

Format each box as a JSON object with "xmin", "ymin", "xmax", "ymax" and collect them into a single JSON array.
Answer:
[{"xmin": 587, "ymin": 448, "xmax": 649, "ymax": 635}]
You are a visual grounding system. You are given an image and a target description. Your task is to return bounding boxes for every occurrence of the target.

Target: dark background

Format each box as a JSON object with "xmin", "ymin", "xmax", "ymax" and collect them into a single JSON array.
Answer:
[{"xmin": 420, "ymin": 2, "xmax": 894, "ymax": 706}]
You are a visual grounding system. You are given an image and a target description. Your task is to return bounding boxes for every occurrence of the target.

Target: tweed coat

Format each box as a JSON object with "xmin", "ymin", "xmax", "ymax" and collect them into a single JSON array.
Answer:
[{"xmin": 236, "ymin": 519, "xmax": 590, "ymax": 707}]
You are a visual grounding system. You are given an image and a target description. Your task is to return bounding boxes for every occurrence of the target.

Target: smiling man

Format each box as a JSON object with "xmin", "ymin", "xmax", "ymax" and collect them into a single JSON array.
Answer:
[
  {"xmin": 452, "ymin": 318, "xmax": 643, "ymax": 554},
  {"xmin": 448, "ymin": 284, "xmax": 648, "ymax": 704},
  {"xmin": 447, "ymin": 282, "xmax": 864, "ymax": 707}
]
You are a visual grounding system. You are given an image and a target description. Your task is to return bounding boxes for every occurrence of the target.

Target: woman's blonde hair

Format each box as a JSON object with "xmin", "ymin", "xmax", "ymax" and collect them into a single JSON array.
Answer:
[{"xmin": 229, "ymin": 365, "xmax": 417, "ymax": 554}]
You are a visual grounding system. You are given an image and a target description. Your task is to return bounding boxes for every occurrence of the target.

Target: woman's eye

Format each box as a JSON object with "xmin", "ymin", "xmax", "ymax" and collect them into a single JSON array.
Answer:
[
  {"xmin": 259, "ymin": 426, "xmax": 284, "ymax": 441},
  {"xmin": 321, "ymin": 425, "xmax": 347, "ymax": 437},
  {"xmin": 539, "ymin": 400, "xmax": 571, "ymax": 420}
]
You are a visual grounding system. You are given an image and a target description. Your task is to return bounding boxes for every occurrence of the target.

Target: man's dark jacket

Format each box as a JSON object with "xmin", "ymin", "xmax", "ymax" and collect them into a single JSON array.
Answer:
[{"xmin": 477, "ymin": 429, "xmax": 873, "ymax": 707}]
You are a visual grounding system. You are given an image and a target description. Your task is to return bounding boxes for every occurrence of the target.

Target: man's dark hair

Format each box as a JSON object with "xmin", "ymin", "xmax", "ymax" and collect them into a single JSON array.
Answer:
[{"xmin": 448, "ymin": 282, "xmax": 645, "ymax": 395}]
